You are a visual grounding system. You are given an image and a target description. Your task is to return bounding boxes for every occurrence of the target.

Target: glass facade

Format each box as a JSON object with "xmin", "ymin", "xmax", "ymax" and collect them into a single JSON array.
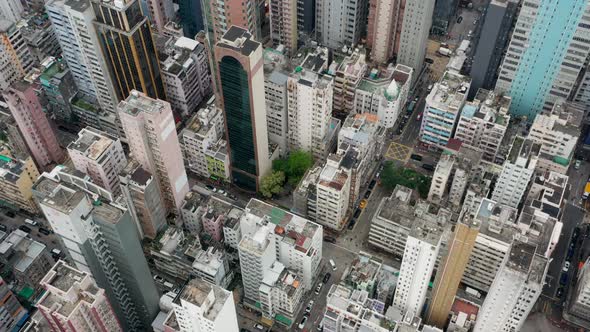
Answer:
[
  {"xmin": 220, "ymin": 56, "xmax": 258, "ymax": 191},
  {"xmin": 178, "ymin": 0, "xmax": 204, "ymax": 38}
]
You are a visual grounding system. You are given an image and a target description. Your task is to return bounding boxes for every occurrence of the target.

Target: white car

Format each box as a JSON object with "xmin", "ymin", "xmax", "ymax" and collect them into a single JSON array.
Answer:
[
  {"xmin": 298, "ymin": 316, "xmax": 308, "ymax": 329},
  {"xmin": 315, "ymin": 283, "xmax": 323, "ymax": 295},
  {"xmin": 563, "ymin": 261, "xmax": 570, "ymax": 272},
  {"xmin": 305, "ymin": 300, "xmax": 314, "ymax": 313}
]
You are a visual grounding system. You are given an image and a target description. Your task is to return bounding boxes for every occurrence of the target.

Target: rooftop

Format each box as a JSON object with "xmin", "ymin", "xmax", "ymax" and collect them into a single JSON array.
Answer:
[
  {"xmin": 218, "ymin": 26, "xmax": 260, "ymax": 56},
  {"xmin": 177, "ymin": 278, "xmax": 231, "ymax": 321},
  {"xmin": 427, "ymin": 70, "xmax": 471, "ymax": 112},
  {"xmin": 118, "ymin": 90, "xmax": 168, "ymax": 116},
  {"xmin": 242, "ymin": 199, "xmax": 321, "ymax": 255},
  {"xmin": 507, "ymin": 136, "xmax": 540, "ymax": 164},
  {"xmin": 0, "ymin": 230, "xmax": 46, "ymax": 273},
  {"xmin": 68, "ymin": 127, "xmax": 118, "ymax": 161},
  {"xmin": 0, "ymin": 154, "xmax": 26, "ymax": 184},
  {"xmin": 506, "ymin": 241, "xmax": 547, "ymax": 285}
]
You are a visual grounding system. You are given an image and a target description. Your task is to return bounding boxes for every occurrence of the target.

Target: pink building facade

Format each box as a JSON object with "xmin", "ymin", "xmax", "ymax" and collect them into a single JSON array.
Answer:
[
  {"xmin": 3, "ymin": 81, "xmax": 64, "ymax": 170},
  {"xmin": 202, "ymin": 212, "xmax": 224, "ymax": 242},
  {"xmin": 37, "ymin": 261, "xmax": 122, "ymax": 332},
  {"xmin": 118, "ymin": 90, "xmax": 189, "ymax": 213}
]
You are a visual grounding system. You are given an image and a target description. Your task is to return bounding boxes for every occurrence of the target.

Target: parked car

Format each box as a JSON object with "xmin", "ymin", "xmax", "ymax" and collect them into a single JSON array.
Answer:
[
  {"xmin": 305, "ymin": 300, "xmax": 314, "ymax": 313},
  {"xmin": 359, "ymin": 199, "xmax": 368, "ymax": 209},
  {"xmin": 575, "ymin": 160, "xmax": 582, "ymax": 169},
  {"xmin": 457, "ymin": 16, "xmax": 463, "ymax": 23},
  {"xmin": 206, "ymin": 184, "xmax": 214, "ymax": 190},
  {"xmin": 39, "ymin": 228, "xmax": 51, "ymax": 235},
  {"xmin": 563, "ymin": 261, "xmax": 570, "ymax": 272},
  {"xmin": 348, "ymin": 219, "xmax": 356, "ymax": 230},
  {"xmin": 18, "ymin": 225, "xmax": 31, "ymax": 233},
  {"xmin": 324, "ymin": 236, "xmax": 336, "ymax": 243},
  {"xmin": 25, "ymin": 219, "xmax": 38, "ymax": 227},
  {"xmin": 416, "ymin": 112, "xmax": 423, "ymax": 121},
  {"xmin": 556, "ymin": 287, "xmax": 564, "ymax": 298},
  {"xmin": 560, "ymin": 273, "xmax": 568, "ymax": 285},
  {"xmin": 369, "ymin": 180, "xmax": 377, "ymax": 189},
  {"xmin": 330, "ymin": 259, "xmax": 337, "ymax": 271},
  {"xmin": 153, "ymin": 275, "xmax": 164, "ymax": 283},
  {"xmin": 410, "ymin": 154, "xmax": 423, "ymax": 161},
  {"xmin": 298, "ymin": 316, "xmax": 308, "ymax": 329},
  {"xmin": 422, "ymin": 164, "xmax": 435, "ymax": 171},
  {"xmin": 5, "ymin": 211, "xmax": 15, "ymax": 218},
  {"xmin": 0, "ymin": 224, "xmax": 7, "ymax": 231},
  {"xmin": 364, "ymin": 191, "xmax": 371, "ymax": 199},
  {"xmin": 315, "ymin": 283, "xmax": 323, "ymax": 294},
  {"xmin": 323, "ymin": 273, "xmax": 331, "ymax": 283},
  {"xmin": 255, "ymin": 324, "xmax": 265, "ymax": 330}
]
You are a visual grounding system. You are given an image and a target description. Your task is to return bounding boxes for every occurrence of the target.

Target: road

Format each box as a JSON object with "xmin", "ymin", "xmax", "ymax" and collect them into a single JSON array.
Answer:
[{"xmin": 0, "ymin": 209, "xmax": 61, "ymax": 254}]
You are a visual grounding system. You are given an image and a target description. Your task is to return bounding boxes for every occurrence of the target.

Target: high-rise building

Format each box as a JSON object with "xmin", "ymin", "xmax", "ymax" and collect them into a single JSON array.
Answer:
[
  {"xmin": 473, "ymin": 242, "xmax": 548, "ymax": 332},
  {"xmin": 20, "ymin": 15, "xmax": 62, "ymax": 66},
  {"xmin": 494, "ymin": 0, "xmax": 590, "ymax": 119},
  {"xmin": 420, "ymin": 70, "xmax": 471, "ymax": 149},
  {"xmin": 145, "ymin": 0, "xmax": 174, "ymax": 33},
  {"xmin": 297, "ymin": 0, "xmax": 315, "ymax": 35},
  {"xmin": 160, "ymin": 36, "xmax": 212, "ymax": 116},
  {"xmin": 239, "ymin": 199, "xmax": 322, "ymax": 325},
  {"xmin": 0, "ymin": 276, "xmax": 27, "ymax": 332},
  {"xmin": 367, "ymin": 0, "xmax": 401, "ymax": 64},
  {"xmin": 180, "ymin": 105, "xmax": 225, "ymax": 179},
  {"xmin": 393, "ymin": 216, "xmax": 444, "ymax": 317},
  {"xmin": 264, "ymin": 62, "xmax": 289, "ymax": 154},
  {"xmin": 270, "ymin": 0, "xmax": 298, "ymax": 54},
  {"xmin": 396, "ymin": 0, "xmax": 435, "ymax": 77},
  {"xmin": 214, "ymin": 27, "xmax": 271, "ymax": 191},
  {"xmin": 202, "ymin": 0, "xmax": 264, "ymax": 46},
  {"xmin": 468, "ymin": 0, "xmax": 518, "ymax": 98},
  {"xmin": 38, "ymin": 58, "xmax": 78, "ymax": 124},
  {"xmin": 431, "ymin": 0, "xmax": 459, "ymax": 35},
  {"xmin": 3, "ymin": 81, "xmax": 64, "ymax": 171},
  {"xmin": 36, "ymin": 177, "xmax": 160, "ymax": 331},
  {"xmin": 454, "ymin": 89, "xmax": 511, "ymax": 163},
  {"xmin": 118, "ymin": 90, "xmax": 190, "ymax": 212},
  {"xmin": 0, "ymin": 154, "xmax": 40, "ymax": 214},
  {"xmin": 0, "ymin": 0, "xmax": 23, "ymax": 23},
  {"xmin": 491, "ymin": 137, "xmax": 539, "ymax": 209},
  {"xmin": 426, "ymin": 211, "xmax": 480, "ymax": 328},
  {"xmin": 119, "ymin": 159, "xmax": 167, "ymax": 239},
  {"xmin": 178, "ymin": 0, "xmax": 204, "ymax": 38},
  {"xmin": 37, "ymin": 260, "xmax": 123, "ymax": 332},
  {"xmin": 333, "ymin": 49, "xmax": 368, "ymax": 118},
  {"xmin": 287, "ymin": 48, "xmax": 338, "ymax": 159},
  {"xmin": 0, "ymin": 21, "xmax": 34, "ymax": 91},
  {"xmin": 169, "ymin": 278, "xmax": 240, "ymax": 332},
  {"xmin": 92, "ymin": 0, "xmax": 166, "ymax": 101},
  {"xmin": 46, "ymin": 0, "xmax": 119, "ymax": 115},
  {"xmin": 315, "ymin": 0, "xmax": 369, "ymax": 49},
  {"xmin": 68, "ymin": 127, "xmax": 127, "ymax": 195}
]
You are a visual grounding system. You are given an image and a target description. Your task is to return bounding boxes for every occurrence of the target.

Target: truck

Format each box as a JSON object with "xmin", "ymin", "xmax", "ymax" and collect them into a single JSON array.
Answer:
[
  {"xmin": 437, "ymin": 47, "xmax": 452, "ymax": 57},
  {"xmin": 583, "ymin": 182, "xmax": 590, "ymax": 200}
]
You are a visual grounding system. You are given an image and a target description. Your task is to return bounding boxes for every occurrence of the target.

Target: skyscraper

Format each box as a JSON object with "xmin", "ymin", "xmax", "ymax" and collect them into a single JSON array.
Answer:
[
  {"xmin": 202, "ymin": 0, "xmax": 264, "ymax": 45},
  {"xmin": 426, "ymin": 210, "xmax": 480, "ymax": 327},
  {"xmin": 37, "ymin": 260, "xmax": 123, "ymax": 332},
  {"xmin": 36, "ymin": 177, "xmax": 160, "ymax": 331},
  {"xmin": 474, "ymin": 242, "xmax": 548, "ymax": 332},
  {"xmin": 91, "ymin": 0, "xmax": 166, "ymax": 101},
  {"xmin": 495, "ymin": 0, "xmax": 590, "ymax": 119},
  {"xmin": 315, "ymin": 0, "xmax": 369, "ymax": 49},
  {"xmin": 468, "ymin": 0, "xmax": 518, "ymax": 98},
  {"xmin": 214, "ymin": 27, "xmax": 271, "ymax": 191},
  {"xmin": 397, "ymin": 0, "xmax": 435, "ymax": 78},
  {"xmin": 270, "ymin": 0, "xmax": 298, "ymax": 54},
  {"xmin": 46, "ymin": 0, "xmax": 119, "ymax": 114},
  {"xmin": 0, "ymin": 21, "xmax": 34, "ymax": 91},
  {"xmin": 0, "ymin": 0, "xmax": 23, "ymax": 23},
  {"xmin": 118, "ymin": 90, "xmax": 189, "ymax": 212},
  {"xmin": 3, "ymin": 81, "xmax": 64, "ymax": 171},
  {"xmin": 178, "ymin": 0, "xmax": 204, "ymax": 38},
  {"xmin": 367, "ymin": 0, "xmax": 401, "ymax": 64}
]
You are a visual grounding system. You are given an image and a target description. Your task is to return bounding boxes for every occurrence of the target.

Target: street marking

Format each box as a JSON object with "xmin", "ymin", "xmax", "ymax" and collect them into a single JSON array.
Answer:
[{"xmin": 385, "ymin": 142, "xmax": 412, "ymax": 162}]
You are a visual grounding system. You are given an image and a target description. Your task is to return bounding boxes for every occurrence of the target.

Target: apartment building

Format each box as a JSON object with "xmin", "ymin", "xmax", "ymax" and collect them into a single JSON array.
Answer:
[
  {"xmin": 454, "ymin": 89, "xmax": 511, "ymax": 163},
  {"xmin": 264, "ymin": 48, "xmax": 290, "ymax": 154},
  {"xmin": 491, "ymin": 137, "xmax": 540, "ymax": 209},
  {"xmin": 396, "ymin": 0, "xmax": 435, "ymax": 76},
  {"xmin": 494, "ymin": 0, "xmax": 590, "ymax": 118},
  {"xmin": 160, "ymin": 36, "xmax": 212, "ymax": 116},
  {"xmin": 0, "ymin": 21, "xmax": 33, "ymax": 91},
  {"xmin": 0, "ymin": 277, "xmax": 27, "ymax": 332},
  {"xmin": 180, "ymin": 105, "xmax": 225, "ymax": 178},
  {"xmin": 332, "ymin": 50, "xmax": 368, "ymax": 118},
  {"xmin": 315, "ymin": 0, "xmax": 369, "ymax": 49},
  {"xmin": 270, "ymin": 0, "xmax": 297, "ymax": 53},
  {"xmin": 0, "ymin": 154, "xmax": 40, "ymax": 213},
  {"xmin": 420, "ymin": 71, "xmax": 471, "ymax": 149},
  {"xmin": 367, "ymin": 0, "xmax": 401, "ymax": 64},
  {"xmin": 119, "ymin": 159, "xmax": 167, "ymax": 239},
  {"xmin": 474, "ymin": 242, "xmax": 548, "ymax": 332},
  {"xmin": 288, "ymin": 48, "xmax": 339, "ymax": 159},
  {"xmin": 68, "ymin": 127, "xmax": 127, "ymax": 195},
  {"xmin": 119, "ymin": 90, "xmax": 190, "ymax": 213},
  {"xmin": 37, "ymin": 260, "xmax": 123, "ymax": 332},
  {"xmin": 0, "ymin": 230, "xmax": 52, "ymax": 289}
]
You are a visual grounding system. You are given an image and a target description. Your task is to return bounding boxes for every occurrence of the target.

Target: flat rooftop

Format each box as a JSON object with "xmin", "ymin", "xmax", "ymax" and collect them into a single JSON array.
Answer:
[
  {"xmin": 218, "ymin": 26, "xmax": 259, "ymax": 56},
  {"xmin": 68, "ymin": 127, "xmax": 117, "ymax": 161},
  {"xmin": 177, "ymin": 278, "xmax": 231, "ymax": 321},
  {"xmin": 427, "ymin": 70, "xmax": 471, "ymax": 112}
]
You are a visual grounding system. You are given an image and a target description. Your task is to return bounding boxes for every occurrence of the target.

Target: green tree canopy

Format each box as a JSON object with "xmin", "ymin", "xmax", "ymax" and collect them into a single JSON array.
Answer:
[
  {"xmin": 260, "ymin": 171, "xmax": 286, "ymax": 198},
  {"xmin": 380, "ymin": 161, "xmax": 431, "ymax": 198},
  {"xmin": 272, "ymin": 150, "xmax": 313, "ymax": 186}
]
